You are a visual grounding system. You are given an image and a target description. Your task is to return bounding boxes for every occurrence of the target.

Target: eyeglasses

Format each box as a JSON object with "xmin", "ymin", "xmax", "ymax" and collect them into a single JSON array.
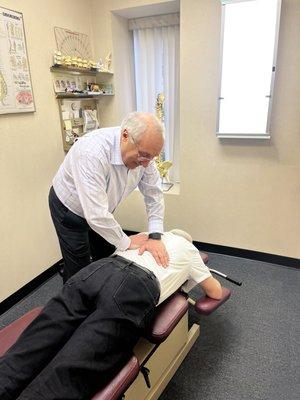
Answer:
[{"xmin": 131, "ymin": 136, "xmax": 154, "ymax": 161}]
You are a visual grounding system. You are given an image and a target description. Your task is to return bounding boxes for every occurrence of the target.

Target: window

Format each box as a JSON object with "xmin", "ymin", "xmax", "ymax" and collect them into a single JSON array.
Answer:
[
  {"xmin": 129, "ymin": 13, "xmax": 180, "ymax": 182},
  {"xmin": 217, "ymin": 0, "xmax": 282, "ymax": 139}
]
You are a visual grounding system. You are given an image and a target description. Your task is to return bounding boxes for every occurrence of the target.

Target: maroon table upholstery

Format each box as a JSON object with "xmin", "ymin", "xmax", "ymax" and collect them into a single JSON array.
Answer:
[
  {"xmin": 146, "ymin": 292, "xmax": 188, "ymax": 344},
  {"xmin": 91, "ymin": 355, "xmax": 139, "ymax": 400},
  {"xmin": 195, "ymin": 287, "xmax": 231, "ymax": 316},
  {"xmin": 0, "ymin": 307, "xmax": 43, "ymax": 357},
  {"xmin": 199, "ymin": 252, "xmax": 209, "ymax": 264}
]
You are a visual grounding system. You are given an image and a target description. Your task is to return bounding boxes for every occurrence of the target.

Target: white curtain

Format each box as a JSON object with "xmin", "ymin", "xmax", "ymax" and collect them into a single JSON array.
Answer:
[{"xmin": 130, "ymin": 14, "xmax": 180, "ymax": 182}]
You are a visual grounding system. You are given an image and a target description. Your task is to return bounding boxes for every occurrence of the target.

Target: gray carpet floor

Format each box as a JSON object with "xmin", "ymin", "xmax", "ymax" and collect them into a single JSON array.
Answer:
[{"xmin": 0, "ymin": 253, "xmax": 299, "ymax": 400}]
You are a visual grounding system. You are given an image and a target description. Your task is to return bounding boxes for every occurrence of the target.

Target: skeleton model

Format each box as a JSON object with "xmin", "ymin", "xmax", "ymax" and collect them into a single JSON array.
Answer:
[{"xmin": 155, "ymin": 93, "xmax": 173, "ymax": 190}]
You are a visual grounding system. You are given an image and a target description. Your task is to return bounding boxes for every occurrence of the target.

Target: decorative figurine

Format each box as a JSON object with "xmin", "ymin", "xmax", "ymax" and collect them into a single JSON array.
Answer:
[
  {"xmin": 71, "ymin": 56, "xmax": 79, "ymax": 67},
  {"xmin": 96, "ymin": 58, "xmax": 103, "ymax": 71},
  {"xmin": 53, "ymin": 51, "xmax": 62, "ymax": 67},
  {"xmin": 90, "ymin": 83, "xmax": 100, "ymax": 92},
  {"xmin": 104, "ymin": 51, "xmax": 112, "ymax": 72}
]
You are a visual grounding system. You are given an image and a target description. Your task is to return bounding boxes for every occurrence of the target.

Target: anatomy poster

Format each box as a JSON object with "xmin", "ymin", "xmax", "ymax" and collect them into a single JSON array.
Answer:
[{"xmin": 0, "ymin": 7, "xmax": 35, "ymax": 114}]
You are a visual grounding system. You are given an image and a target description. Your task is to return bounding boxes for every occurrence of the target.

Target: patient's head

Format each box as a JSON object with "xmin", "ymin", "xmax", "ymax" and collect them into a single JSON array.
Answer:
[{"xmin": 169, "ymin": 229, "xmax": 193, "ymax": 243}]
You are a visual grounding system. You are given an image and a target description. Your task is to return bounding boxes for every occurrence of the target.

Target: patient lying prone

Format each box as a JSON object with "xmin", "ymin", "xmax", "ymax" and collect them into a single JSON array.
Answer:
[{"xmin": 0, "ymin": 229, "xmax": 221, "ymax": 400}]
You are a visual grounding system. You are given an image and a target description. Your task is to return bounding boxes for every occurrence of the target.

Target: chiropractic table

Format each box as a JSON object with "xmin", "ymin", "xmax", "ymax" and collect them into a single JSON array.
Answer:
[{"xmin": 0, "ymin": 253, "xmax": 232, "ymax": 400}]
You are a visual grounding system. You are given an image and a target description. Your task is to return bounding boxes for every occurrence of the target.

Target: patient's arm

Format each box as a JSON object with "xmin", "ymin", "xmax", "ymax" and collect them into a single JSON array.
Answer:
[{"xmin": 200, "ymin": 276, "xmax": 222, "ymax": 300}]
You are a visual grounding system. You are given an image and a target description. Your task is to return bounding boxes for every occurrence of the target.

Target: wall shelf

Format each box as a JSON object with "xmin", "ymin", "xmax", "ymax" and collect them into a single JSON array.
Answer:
[
  {"xmin": 50, "ymin": 66, "xmax": 113, "ymax": 76},
  {"xmin": 50, "ymin": 64, "xmax": 114, "ymax": 151},
  {"xmin": 55, "ymin": 92, "xmax": 114, "ymax": 99}
]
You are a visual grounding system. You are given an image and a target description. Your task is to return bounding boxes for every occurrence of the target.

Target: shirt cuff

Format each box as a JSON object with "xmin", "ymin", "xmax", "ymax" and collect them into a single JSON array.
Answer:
[
  {"xmin": 148, "ymin": 220, "xmax": 164, "ymax": 234},
  {"xmin": 116, "ymin": 234, "xmax": 131, "ymax": 251}
]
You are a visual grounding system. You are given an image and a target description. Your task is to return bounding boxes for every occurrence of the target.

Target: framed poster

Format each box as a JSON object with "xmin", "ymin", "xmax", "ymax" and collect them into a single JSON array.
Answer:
[{"xmin": 0, "ymin": 6, "xmax": 35, "ymax": 114}]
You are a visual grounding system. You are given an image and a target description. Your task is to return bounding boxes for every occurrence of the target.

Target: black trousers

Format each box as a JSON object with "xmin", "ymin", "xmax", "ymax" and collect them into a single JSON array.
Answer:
[
  {"xmin": 49, "ymin": 187, "xmax": 115, "ymax": 282},
  {"xmin": 0, "ymin": 256, "xmax": 160, "ymax": 400}
]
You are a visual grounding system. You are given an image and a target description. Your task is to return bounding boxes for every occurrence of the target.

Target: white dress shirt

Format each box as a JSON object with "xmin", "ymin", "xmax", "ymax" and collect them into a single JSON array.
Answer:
[
  {"xmin": 115, "ymin": 232, "xmax": 212, "ymax": 305},
  {"xmin": 53, "ymin": 127, "xmax": 164, "ymax": 250}
]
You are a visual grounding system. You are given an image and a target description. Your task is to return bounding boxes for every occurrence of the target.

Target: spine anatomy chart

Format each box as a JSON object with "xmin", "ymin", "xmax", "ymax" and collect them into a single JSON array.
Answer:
[{"xmin": 0, "ymin": 7, "xmax": 35, "ymax": 114}]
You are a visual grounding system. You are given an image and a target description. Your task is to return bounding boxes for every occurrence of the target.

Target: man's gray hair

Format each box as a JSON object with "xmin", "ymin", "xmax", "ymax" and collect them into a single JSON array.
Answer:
[
  {"xmin": 121, "ymin": 112, "xmax": 164, "ymax": 143},
  {"xmin": 170, "ymin": 229, "xmax": 193, "ymax": 243}
]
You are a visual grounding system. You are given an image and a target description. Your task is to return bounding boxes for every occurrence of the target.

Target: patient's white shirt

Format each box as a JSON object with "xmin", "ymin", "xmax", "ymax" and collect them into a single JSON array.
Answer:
[{"xmin": 115, "ymin": 232, "xmax": 211, "ymax": 305}]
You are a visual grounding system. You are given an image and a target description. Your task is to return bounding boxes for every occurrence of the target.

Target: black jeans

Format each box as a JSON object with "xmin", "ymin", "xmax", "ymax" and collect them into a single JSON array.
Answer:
[
  {"xmin": 0, "ymin": 256, "xmax": 160, "ymax": 400},
  {"xmin": 49, "ymin": 186, "xmax": 115, "ymax": 282}
]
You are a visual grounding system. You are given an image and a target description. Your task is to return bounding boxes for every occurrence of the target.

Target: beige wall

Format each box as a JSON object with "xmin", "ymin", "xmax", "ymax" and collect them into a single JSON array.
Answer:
[
  {"xmin": 0, "ymin": 0, "xmax": 94, "ymax": 301},
  {"xmin": 0, "ymin": 0, "xmax": 299, "ymax": 301},
  {"xmin": 92, "ymin": 0, "xmax": 300, "ymax": 258}
]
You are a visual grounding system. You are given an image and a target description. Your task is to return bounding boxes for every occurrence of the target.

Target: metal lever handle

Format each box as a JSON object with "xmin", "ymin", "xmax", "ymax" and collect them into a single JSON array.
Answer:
[
  {"xmin": 209, "ymin": 269, "xmax": 242, "ymax": 286},
  {"xmin": 141, "ymin": 366, "xmax": 151, "ymax": 388},
  {"xmin": 225, "ymin": 276, "xmax": 242, "ymax": 286}
]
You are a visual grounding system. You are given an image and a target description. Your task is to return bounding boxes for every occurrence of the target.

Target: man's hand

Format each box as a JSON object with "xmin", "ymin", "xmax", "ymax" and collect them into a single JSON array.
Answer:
[
  {"xmin": 128, "ymin": 233, "xmax": 148, "ymax": 249},
  {"xmin": 138, "ymin": 239, "xmax": 169, "ymax": 268}
]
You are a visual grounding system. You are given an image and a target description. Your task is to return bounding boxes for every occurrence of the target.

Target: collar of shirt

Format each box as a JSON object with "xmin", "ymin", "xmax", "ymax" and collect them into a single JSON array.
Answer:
[{"xmin": 110, "ymin": 127, "xmax": 125, "ymax": 166}]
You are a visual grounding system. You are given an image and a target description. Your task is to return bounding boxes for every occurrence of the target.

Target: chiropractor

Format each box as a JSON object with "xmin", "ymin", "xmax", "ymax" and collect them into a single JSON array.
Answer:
[{"xmin": 49, "ymin": 111, "xmax": 169, "ymax": 282}]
